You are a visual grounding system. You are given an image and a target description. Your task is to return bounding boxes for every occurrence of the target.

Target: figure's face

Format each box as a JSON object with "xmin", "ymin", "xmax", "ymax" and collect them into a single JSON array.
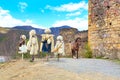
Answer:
[
  {"xmin": 57, "ymin": 39, "xmax": 60, "ymax": 41},
  {"xmin": 77, "ymin": 39, "xmax": 81, "ymax": 42},
  {"xmin": 32, "ymin": 35, "xmax": 35, "ymax": 37}
]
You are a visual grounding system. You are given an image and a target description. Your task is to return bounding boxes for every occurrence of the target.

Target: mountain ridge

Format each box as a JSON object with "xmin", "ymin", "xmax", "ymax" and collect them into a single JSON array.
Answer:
[{"xmin": 13, "ymin": 25, "xmax": 72, "ymax": 36}]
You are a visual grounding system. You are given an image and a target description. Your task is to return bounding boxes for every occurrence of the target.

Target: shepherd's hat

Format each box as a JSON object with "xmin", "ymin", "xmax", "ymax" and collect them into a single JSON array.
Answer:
[
  {"xmin": 20, "ymin": 35, "xmax": 26, "ymax": 40},
  {"xmin": 44, "ymin": 28, "xmax": 51, "ymax": 34},
  {"xmin": 57, "ymin": 35, "xmax": 63, "ymax": 41},
  {"xmin": 29, "ymin": 30, "xmax": 36, "ymax": 36}
]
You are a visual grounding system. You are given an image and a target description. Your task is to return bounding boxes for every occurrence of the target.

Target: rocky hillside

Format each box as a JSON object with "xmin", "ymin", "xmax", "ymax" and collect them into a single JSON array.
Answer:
[
  {"xmin": 0, "ymin": 29, "xmax": 28, "ymax": 56},
  {"xmin": 0, "ymin": 27, "xmax": 9, "ymax": 34}
]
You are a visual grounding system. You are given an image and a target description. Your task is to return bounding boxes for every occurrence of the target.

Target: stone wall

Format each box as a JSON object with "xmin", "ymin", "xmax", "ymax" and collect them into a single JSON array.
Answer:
[{"xmin": 89, "ymin": 0, "xmax": 120, "ymax": 59}]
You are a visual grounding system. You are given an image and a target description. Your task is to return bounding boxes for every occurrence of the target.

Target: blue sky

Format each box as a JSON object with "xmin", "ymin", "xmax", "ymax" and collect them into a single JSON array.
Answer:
[{"xmin": 0, "ymin": 0, "xmax": 88, "ymax": 31}]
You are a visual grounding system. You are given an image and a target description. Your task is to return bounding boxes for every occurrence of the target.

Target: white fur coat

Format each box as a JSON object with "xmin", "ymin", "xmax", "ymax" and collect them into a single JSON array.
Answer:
[
  {"xmin": 27, "ymin": 36, "xmax": 38, "ymax": 55},
  {"xmin": 54, "ymin": 40, "xmax": 65, "ymax": 56}
]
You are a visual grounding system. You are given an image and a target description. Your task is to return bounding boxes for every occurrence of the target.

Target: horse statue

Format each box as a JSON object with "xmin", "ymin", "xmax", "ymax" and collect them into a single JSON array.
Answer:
[{"xmin": 71, "ymin": 37, "xmax": 81, "ymax": 59}]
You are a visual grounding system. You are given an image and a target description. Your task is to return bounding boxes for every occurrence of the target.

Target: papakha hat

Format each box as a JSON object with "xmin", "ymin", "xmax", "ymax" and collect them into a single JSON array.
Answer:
[
  {"xmin": 20, "ymin": 35, "xmax": 26, "ymax": 40},
  {"xmin": 44, "ymin": 28, "xmax": 51, "ymax": 34},
  {"xmin": 57, "ymin": 35, "xmax": 63, "ymax": 41},
  {"xmin": 29, "ymin": 29, "xmax": 36, "ymax": 36}
]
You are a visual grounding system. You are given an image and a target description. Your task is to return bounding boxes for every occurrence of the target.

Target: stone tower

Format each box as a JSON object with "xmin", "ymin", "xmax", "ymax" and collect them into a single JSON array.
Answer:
[{"xmin": 89, "ymin": 0, "xmax": 120, "ymax": 59}]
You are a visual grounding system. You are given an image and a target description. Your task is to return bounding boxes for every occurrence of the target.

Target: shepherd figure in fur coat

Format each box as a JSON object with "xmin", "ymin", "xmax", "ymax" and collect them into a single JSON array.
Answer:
[
  {"xmin": 18, "ymin": 35, "xmax": 27, "ymax": 60},
  {"xmin": 52, "ymin": 35, "xmax": 65, "ymax": 61},
  {"xmin": 40, "ymin": 28, "xmax": 54, "ymax": 61},
  {"xmin": 27, "ymin": 30, "xmax": 39, "ymax": 62}
]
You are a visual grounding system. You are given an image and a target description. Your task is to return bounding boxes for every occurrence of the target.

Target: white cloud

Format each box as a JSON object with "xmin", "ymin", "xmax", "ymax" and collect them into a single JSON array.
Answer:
[
  {"xmin": 18, "ymin": 2, "xmax": 28, "ymax": 12},
  {"xmin": 0, "ymin": 7, "xmax": 44, "ymax": 29},
  {"xmin": 41, "ymin": 10, "xmax": 44, "ymax": 13},
  {"xmin": 40, "ymin": 8, "xmax": 45, "ymax": 13},
  {"xmin": 46, "ymin": 1, "xmax": 88, "ymax": 12},
  {"xmin": 0, "ymin": 7, "xmax": 9, "ymax": 15},
  {"xmin": 52, "ymin": 17, "xmax": 88, "ymax": 31},
  {"xmin": 66, "ymin": 11, "xmax": 81, "ymax": 17},
  {"xmin": 57, "ymin": 14, "xmax": 61, "ymax": 17}
]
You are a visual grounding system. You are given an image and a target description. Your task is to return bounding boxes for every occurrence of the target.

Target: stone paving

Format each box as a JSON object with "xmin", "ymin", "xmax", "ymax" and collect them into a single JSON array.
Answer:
[{"xmin": 48, "ymin": 58, "xmax": 120, "ymax": 78}]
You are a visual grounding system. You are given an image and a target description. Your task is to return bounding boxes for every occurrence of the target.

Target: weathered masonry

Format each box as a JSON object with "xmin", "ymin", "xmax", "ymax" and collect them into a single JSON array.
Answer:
[{"xmin": 89, "ymin": 0, "xmax": 120, "ymax": 59}]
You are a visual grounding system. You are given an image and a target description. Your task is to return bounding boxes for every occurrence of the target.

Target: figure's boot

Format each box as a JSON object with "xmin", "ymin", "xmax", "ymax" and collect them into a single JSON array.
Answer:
[
  {"xmin": 46, "ymin": 54, "xmax": 49, "ymax": 61},
  {"xmin": 30, "ymin": 55, "xmax": 34, "ymax": 62},
  {"xmin": 32, "ymin": 55, "xmax": 34, "ymax": 61},
  {"xmin": 72, "ymin": 50, "xmax": 74, "ymax": 58},
  {"xmin": 77, "ymin": 52, "xmax": 78, "ymax": 59},
  {"xmin": 57, "ymin": 54, "xmax": 60, "ymax": 61}
]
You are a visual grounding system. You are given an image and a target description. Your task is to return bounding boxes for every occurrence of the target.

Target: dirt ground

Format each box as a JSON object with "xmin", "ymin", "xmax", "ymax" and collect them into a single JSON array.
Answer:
[{"xmin": 0, "ymin": 59, "xmax": 120, "ymax": 80}]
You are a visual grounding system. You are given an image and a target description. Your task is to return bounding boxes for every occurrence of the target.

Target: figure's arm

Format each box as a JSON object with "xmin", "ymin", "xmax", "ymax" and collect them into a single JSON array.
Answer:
[
  {"xmin": 40, "ymin": 42, "xmax": 43, "ymax": 52},
  {"xmin": 27, "ymin": 40, "xmax": 31, "ymax": 51},
  {"xmin": 36, "ymin": 37, "xmax": 39, "ymax": 51},
  {"xmin": 40, "ymin": 35, "xmax": 44, "ymax": 52},
  {"xmin": 52, "ymin": 41, "xmax": 58, "ymax": 53},
  {"xmin": 62, "ymin": 42, "xmax": 65, "ymax": 56},
  {"xmin": 51, "ymin": 35, "xmax": 54, "ymax": 52},
  {"xmin": 19, "ymin": 40, "xmax": 23, "ymax": 46}
]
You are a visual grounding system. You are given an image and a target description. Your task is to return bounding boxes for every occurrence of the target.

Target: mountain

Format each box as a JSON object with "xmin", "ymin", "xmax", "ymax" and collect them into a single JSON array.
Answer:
[
  {"xmin": 13, "ymin": 26, "xmax": 44, "ymax": 34},
  {"xmin": 13, "ymin": 25, "xmax": 71, "ymax": 36},
  {"xmin": 50, "ymin": 25, "xmax": 71, "ymax": 36}
]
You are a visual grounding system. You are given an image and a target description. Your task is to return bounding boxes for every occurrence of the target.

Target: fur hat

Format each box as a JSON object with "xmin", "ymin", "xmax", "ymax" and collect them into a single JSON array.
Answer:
[
  {"xmin": 57, "ymin": 35, "xmax": 63, "ymax": 41},
  {"xmin": 44, "ymin": 28, "xmax": 51, "ymax": 34},
  {"xmin": 29, "ymin": 30, "xmax": 36, "ymax": 36},
  {"xmin": 20, "ymin": 35, "xmax": 26, "ymax": 40}
]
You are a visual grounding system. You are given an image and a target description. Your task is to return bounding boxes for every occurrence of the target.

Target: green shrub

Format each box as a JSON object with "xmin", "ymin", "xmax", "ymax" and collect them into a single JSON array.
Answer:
[
  {"xmin": 23, "ymin": 53, "xmax": 31, "ymax": 58},
  {"xmin": 14, "ymin": 51, "xmax": 50, "ymax": 59},
  {"xmin": 40, "ymin": 52, "xmax": 50, "ymax": 58},
  {"xmin": 14, "ymin": 52, "xmax": 31, "ymax": 59},
  {"xmin": 84, "ymin": 42, "xmax": 92, "ymax": 58}
]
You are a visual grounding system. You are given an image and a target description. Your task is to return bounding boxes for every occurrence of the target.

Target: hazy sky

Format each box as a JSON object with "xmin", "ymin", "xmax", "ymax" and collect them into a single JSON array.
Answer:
[{"xmin": 0, "ymin": 0, "xmax": 88, "ymax": 31}]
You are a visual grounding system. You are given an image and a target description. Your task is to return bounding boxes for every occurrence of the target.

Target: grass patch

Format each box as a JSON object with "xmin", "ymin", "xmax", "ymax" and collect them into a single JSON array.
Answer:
[
  {"xmin": 13, "ymin": 52, "xmax": 31, "ymax": 59},
  {"xmin": 13, "ymin": 52, "xmax": 50, "ymax": 59},
  {"xmin": 40, "ymin": 52, "xmax": 48, "ymax": 58},
  {"xmin": 0, "ymin": 37, "xmax": 8, "ymax": 42},
  {"xmin": 0, "ymin": 62, "xmax": 4, "ymax": 64},
  {"xmin": 110, "ymin": 59, "xmax": 120, "ymax": 64},
  {"xmin": 95, "ymin": 56, "xmax": 103, "ymax": 59},
  {"xmin": 63, "ymin": 55, "xmax": 72, "ymax": 58}
]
